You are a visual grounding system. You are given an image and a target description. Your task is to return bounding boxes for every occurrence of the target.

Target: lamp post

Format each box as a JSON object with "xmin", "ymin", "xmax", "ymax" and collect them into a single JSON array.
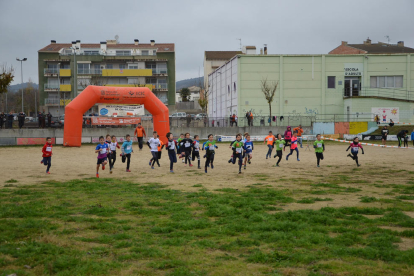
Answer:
[
  {"xmin": 70, "ymin": 46, "xmax": 78, "ymax": 102},
  {"xmin": 16, "ymin": 58, "xmax": 27, "ymax": 114}
]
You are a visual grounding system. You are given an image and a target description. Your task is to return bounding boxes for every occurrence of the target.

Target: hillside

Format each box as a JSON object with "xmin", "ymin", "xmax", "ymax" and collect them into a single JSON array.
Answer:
[
  {"xmin": 176, "ymin": 77, "xmax": 203, "ymax": 91},
  {"xmin": 8, "ymin": 82, "xmax": 39, "ymax": 92}
]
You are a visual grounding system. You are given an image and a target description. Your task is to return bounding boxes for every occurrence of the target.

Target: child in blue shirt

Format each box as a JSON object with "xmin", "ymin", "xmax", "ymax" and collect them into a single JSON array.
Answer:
[
  {"xmin": 411, "ymin": 129, "xmax": 414, "ymax": 146},
  {"xmin": 121, "ymin": 134, "xmax": 134, "ymax": 172},
  {"xmin": 243, "ymin": 135, "xmax": 254, "ymax": 170},
  {"xmin": 95, "ymin": 136, "xmax": 110, "ymax": 178}
]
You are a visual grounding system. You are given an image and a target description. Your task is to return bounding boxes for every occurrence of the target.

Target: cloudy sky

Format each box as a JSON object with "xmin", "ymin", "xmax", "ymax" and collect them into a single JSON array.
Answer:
[{"xmin": 1, "ymin": 0, "xmax": 413, "ymax": 85}]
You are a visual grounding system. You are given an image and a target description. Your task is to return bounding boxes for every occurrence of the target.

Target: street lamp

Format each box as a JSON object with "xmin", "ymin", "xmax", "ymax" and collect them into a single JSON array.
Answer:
[
  {"xmin": 57, "ymin": 62, "xmax": 61, "ymax": 116},
  {"xmin": 16, "ymin": 58, "xmax": 27, "ymax": 114},
  {"xmin": 70, "ymin": 46, "xmax": 78, "ymax": 101}
]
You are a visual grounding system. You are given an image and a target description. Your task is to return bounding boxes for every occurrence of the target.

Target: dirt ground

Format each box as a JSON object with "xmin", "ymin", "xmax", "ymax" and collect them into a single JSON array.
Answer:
[{"xmin": 1, "ymin": 142, "xmax": 413, "ymax": 193}]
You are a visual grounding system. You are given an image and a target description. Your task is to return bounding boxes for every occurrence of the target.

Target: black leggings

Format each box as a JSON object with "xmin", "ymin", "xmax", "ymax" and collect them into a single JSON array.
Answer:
[
  {"xmin": 108, "ymin": 151, "xmax": 116, "ymax": 169},
  {"xmin": 184, "ymin": 150, "xmax": 192, "ymax": 165},
  {"xmin": 192, "ymin": 151, "xmax": 200, "ymax": 167},
  {"xmin": 275, "ymin": 150, "xmax": 282, "ymax": 165},
  {"xmin": 349, "ymin": 152, "xmax": 359, "ymax": 165},
  {"xmin": 151, "ymin": 151, "xmax": 159, "ymax": 166},
  {"xmin": 168, "ymin": 150, "xmax": 177, "ymax": 170},
  {"xmin": 232, "ymin": 153, "xmax": 243, "ymax": 171},
  {"xmin": 43, "ymin": 157, "xmax": 51, "ymax": 172},
  {"xmin": 122, "ymin": 153, "xmax": 131, "ymax": 169},
  {"xmin": 205, "ymin": 152, "xmax": 215, "ymax": 170},
  {"xmin": 316, "ymin": 152, "xmax": 324, "ymax": 165},
  {"xmin": 284, "ymin": 139, "xmax": 291, "ymax": 149}
]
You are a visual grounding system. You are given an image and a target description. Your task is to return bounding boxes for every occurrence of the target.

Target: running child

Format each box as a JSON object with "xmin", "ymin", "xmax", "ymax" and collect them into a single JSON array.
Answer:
[
  {"xmin": 180, "ymin": 133, "xmax": 194, "ymax": 167},
  {"xmin": 166, "ymin": 132, "xmax": 177, "ymax": 173},
  {"xmin": 273, "ymin": 134, "xmax": 285, "ymax": 167},
  {"xmin": 147, "ymin": 131, "xmax": 160, "ymax": 169},
  {"xmin": 243, "ymin": 135, "xmax": 254, "ymax": 170},
  {"xmin": 264, "ymin": 131, "xmax": 275, "ymax": 159},
  {"xmin": 95, "ymin": 136, "xmax": 110, "ymax": 178},
  {"xmin": 284, "ymin": 126, "xmax": 292, "ymax": 151},
  {"xmin": 286, "ymin": 132, "xmax": 300, "ymax": 161},
  {"xmin": 105, "ymin": 134, "xmax": 111, "ymax": 144},
  {"xmin": 313, "ymin": 134, "xmax": 325, "ymax": 167},
  {"xmin": 231, "ymin": 134, "xmax": 244, "ymax": 174},
  {"xmin": 203, "ymin": 134, "xmax": 218, "ymax": 173},
  {"xmin": 177, "ymin": 133, "xmax": 185, "ymax": 163},
  {"xmin": 41, "ymin": 137, "xmax": 53, "ymax": 174},
  {"xmin": 150, "ymin": 135, "xmax": 164, "ymax": 167},
  {"xmin": 192, "ymin": 135, "xmax": 201, "ymax": 169},
  {"xmin": 411, "ymin": 129, "xmax": 414, "ymax": 147},
  {"xmin": 346, "ymin": 137, "xmax": 364, "ymax": 167},
  {"xmin": 108, "ymin": 135, "xmax": 120, "ymax": 173},
  {"xmin": 228, "ymin": 133, "xmax": 242, "ymax": 163},
  {"xmin": 121, "ymin": 134, "xmax": 133, "ymax": 172}
]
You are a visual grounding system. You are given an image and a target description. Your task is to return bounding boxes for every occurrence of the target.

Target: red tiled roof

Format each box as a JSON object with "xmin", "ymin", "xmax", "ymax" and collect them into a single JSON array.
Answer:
[
  {"xmin": 205, "ymin": 51, "xmax": 243, "ymax": 60},
  {"xmin": 38, "ymin": 43, "xmax": 175, "ymax": 52},
  {"xmin": 346, "ymin": 44, "xmax": 414, "ymax": 54}
]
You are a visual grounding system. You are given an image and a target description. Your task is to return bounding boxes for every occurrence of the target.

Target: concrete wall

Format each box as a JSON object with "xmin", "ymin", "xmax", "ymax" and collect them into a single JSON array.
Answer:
[
  {"xmin": 313, "ymin": 122, "xmax": 335, "ymax": 135},
  {"xmin": 0, "ymin": 126, "xmax": 312, "ymax": 145}
]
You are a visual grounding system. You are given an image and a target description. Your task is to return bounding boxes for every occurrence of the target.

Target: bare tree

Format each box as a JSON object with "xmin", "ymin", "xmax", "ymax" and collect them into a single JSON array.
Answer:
[
  {"xmin": 260, "ymin": 78, "xmax": 278, "ymax": 126},
  {"xmin": 0, "ymin": 64, "xmax": 14, "ymax": 111},
  {"xmin": 198, "ymin": 88, "xmax": 210, "ymax": 113}
]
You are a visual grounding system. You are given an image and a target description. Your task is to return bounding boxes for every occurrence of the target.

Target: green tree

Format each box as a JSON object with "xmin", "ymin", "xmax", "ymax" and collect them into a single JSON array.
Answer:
[
  {"xmin": 198, "ymin": 88, "xmax": 209, "ymax": 112},
  {"xmin": 180, "ymin": 87, "xmax": 191, "ymax": 102},
  {"xmin": 0, "ymin": 64, "xmax": 14, "ymax": 111},
  {"xmin": 260, "ymin": 78, "xmax": 278, "ymax": 126}
]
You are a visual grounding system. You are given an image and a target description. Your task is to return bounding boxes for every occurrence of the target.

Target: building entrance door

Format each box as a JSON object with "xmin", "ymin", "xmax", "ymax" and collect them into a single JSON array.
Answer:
[{"xmin": 344, "ymin": 77, "xmax": 360, "ymax": 97}]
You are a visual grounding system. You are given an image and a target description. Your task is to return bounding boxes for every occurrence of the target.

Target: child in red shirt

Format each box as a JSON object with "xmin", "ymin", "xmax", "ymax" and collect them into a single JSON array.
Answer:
[
  {"xmin": 41, "ymin": 137, "xmax": 53, "ymax": 174},
  {"xmin": 286, "ymin": 132, "xmax": 300, "ymax": 161}
]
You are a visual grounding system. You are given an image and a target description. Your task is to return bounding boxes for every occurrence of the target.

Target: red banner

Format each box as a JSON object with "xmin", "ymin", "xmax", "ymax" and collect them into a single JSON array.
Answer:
[{"xmin": 91, "ymin": 117, "xmax": 141, "ymax": 125}]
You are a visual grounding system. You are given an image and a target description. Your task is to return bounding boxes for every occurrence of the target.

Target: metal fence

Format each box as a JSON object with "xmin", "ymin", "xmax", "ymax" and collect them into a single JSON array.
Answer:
[{"xmin": 344, "ymin": 87, "xmax": 414, "ymax": 102}]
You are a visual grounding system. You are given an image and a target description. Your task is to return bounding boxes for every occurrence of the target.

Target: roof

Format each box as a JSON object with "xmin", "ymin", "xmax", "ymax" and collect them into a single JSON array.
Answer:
[
  {"xmin": 205, "ymin": 51, "xmax": 243, "ymax": 60},
  {"xmin": 347, "ymin": 43, "xmax": 414, "ymax": 54},
  {"xmin": 38, "ymin": 43, "xmax": 175, "ymax": 53}
]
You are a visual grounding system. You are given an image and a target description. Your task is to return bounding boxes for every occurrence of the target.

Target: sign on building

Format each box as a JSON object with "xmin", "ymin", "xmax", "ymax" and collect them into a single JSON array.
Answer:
[
  {"xmin": 344, "ymin": 63, "xmax": 363, "ymax": 76},
  {"xmin": 98, "ymin": 104, "xmax": 145, "ymax": 116},
  {"xmin": 91, "ymin": 117, "xmax": 142, "ymax": 125},
  {"xmin": 371, "ymin": 107, "xmax": 399, "ymax": 123}
]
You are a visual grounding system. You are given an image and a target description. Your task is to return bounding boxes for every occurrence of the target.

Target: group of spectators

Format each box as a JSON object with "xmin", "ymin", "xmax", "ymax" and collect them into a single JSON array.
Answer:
[{"xmin": 0, "ymin": 112, "xmax": 26, "ymax": 129}]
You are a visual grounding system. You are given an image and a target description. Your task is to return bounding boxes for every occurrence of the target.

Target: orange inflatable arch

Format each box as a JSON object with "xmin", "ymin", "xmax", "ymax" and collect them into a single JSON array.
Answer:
[{"xmin": 63, "ymin": 86, "xmax": 170, "ymax": 147}]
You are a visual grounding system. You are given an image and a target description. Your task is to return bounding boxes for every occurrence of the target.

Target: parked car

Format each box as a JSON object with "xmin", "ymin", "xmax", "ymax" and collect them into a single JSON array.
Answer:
[
  {"xmin": 58, "ymin": 115, "xmax": 64, "ymax": 126},
  {"xmin": 50, "ymin": 116, "xmax": 63, "ymax": 128},
  {"xmin": 169, "ymin": 112, "xmax": 187, "ymax": 118},
  {"xmin": 195, "ymin": 113, "xmax": 207, "ymax": 120}
]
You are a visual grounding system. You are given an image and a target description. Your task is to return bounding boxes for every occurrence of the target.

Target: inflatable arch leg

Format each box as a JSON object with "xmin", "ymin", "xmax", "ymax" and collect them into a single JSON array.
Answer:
[{"xmin": 63, "ymin": 86, "xmax": 170, "ymax": 147}]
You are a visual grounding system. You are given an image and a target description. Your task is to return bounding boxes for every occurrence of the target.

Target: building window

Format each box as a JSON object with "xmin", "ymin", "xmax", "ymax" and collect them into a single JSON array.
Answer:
[
  {"xmin": 327, "ymin": 76, "xmax": 336, "ymax": 89},
  {"xmin": 84, "ymin": 50, "xmax": 99, "ymax": 55},
  {"xmin": 228, "ymin": 85, "xmax": 230, "ymax": 94},
  {"xmin": 116, "ymin": 50, "xmax": 131, "ymax": 56},
  {"xmin": 370, "ymin": 76, "xmax": 403, "ymax": 88},
  {"xmin": 128, "ymin": 63, "xmax": 138, "ymax": 69},
  {"xmin": 106, "ymin": 64, "xmax": 113, "ymax": 69},
  {"xmin": 142, "ymin": 50, "xmax": 149, "ymax": 56},
  {"xmin": 77, "ymin": 63, "xmax": 90, "ymax": 74},
  {"xmin": 233, "ymin": 82, "xmax": 236, "ymax": 91},
  {"xmin": 119, "ymin": 64, "xmax": 126, "ymax": 69}
]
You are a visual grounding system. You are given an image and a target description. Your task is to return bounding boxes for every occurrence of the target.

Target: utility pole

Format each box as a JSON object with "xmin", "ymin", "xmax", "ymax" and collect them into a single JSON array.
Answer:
[
  {"xmin": 57, "ymin": 63, "xmax": 61, "ymax": 116},
  {"xmin": 16, "ymin": 58, "xmax": 27, "ymax": 113}
]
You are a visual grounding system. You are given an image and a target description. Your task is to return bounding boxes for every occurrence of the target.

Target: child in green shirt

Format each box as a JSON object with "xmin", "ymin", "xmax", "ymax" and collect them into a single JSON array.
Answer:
[
  {"xmin": 273, "ymin": 134, "xmax": 286, "ymax": 167},
  {"xmin": 313, "ymin": 134, "xmax": 325, "ymax": 167},
  {"xmin": 231, "ymin": 134, "xmax": 244, "ymax": 174}
]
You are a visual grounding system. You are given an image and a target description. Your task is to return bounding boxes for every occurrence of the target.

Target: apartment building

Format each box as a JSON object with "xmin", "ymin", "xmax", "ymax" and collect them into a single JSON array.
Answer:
[{"xmin": 38, "ymin": 39, "xmax": 175, "ymax": 115}]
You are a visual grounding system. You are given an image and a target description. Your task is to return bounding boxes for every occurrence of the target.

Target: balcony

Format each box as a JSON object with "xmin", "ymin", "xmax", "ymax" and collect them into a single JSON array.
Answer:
[
  {"xmin": 44, "ymin": 84, "xmax": 72, "ymax": 91},
  {"xmin": 104, "ymin": 84, "xmax": 154, "ymax": 89},
  {"xmin": 77, "ymin": 68, "xmax": 102, "ymax": 75},
  {"xmin": 44, "ymin": 98, "xmax": 72, "ymax": 106},
  {"xmin": 152, "ymin": 83, "xmax": 168, "ymax": 91},
  {"xmin": 151, "ymin": 68, "xmax": 168, "ymax": 75},
  {"xmin": 102, "ymin": 69, "xmax": 152, "ymax": 77},
  {"xmin": 44, "ymin": 68, "xmax": 71, "ymax": 76}
]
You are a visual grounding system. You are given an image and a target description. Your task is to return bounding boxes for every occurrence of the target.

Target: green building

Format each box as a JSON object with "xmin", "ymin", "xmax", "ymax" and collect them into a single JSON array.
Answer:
[
  {"xmin": 38, "ymin": 39, "xmax": 175, "ymax": 115},
  {"xmin": 208, "ymin": 53, "xmax": 414, "ymax": 125}
]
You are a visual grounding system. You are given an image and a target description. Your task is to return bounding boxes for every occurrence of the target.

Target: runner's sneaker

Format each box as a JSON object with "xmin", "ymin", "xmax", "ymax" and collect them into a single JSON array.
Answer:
[
  {"xmin": 102, "ymin": 165, "xmax": 105, "ymax": 170},
  {"xmin": 96, "ymin": 173, "xmax": 99, "ymax": 178}
]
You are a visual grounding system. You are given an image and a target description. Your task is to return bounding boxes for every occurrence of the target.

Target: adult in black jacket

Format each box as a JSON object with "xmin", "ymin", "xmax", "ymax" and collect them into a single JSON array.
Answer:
[
  {"xmin": 0, "ymin": 112, "xmax": 4, "ymax": 129},
  {"xmin": 7, "ymin": 112, "xmax": 14, "ymax": 129},
  {"xmin": 18, "ymin": 112, "xmax": 25, "ymax": 129},
  {"xmin": 47, "ymin": 112, "xmax": 52, "ymax": 128},
  {"xmin": 397, "ymin": 130, "xmax": 408, "ymax": 147}
]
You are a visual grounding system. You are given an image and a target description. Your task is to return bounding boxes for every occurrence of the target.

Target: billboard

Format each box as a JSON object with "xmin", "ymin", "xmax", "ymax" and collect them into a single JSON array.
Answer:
[
  {"xmin": 371, "ymin": 107, "xmax": 399, "ymax": 123},
  {"xmin": 98, "ymin": 104, "xmax": 145, "ymax": 117},
  {"xmin": 91, "ymin": 117, "xmax": 141, "ymax": 125}
]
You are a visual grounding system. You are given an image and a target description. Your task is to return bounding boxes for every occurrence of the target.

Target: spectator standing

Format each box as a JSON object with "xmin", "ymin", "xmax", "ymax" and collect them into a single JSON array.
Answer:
[
  {"xmin": 18, "ymin": 112, "xmax": 25, "ymax": 129},
  {"xmin": 47, "ymin": 112, "xmax": 52, "ymax": 128},
  {"xmin": 134, "ymin": 123, "xmax": 146, "ymax": 150},
  {"xmin": 41, "ymin": 110, "xmax": 46, "ymax": 128},
  {"xmin": 293, "ymin": 125, "xmax": 304, "ymax": 148},
  {"xmin": 0, "ymin": 112, "xmax": 5, "ymax": 129},
  {"xmin": 37, "ymin": 112, "xmax": 42, "ymax": 128},
  {"xmin": 186, "ymin": 114, "xmax": 191, "ymax": 127},
  {"xmin": 249, "ymin": 112, "xmax": 254, "ymax": 126},
  {"xmin": 7, "ymin": 112, "xmax": 14, "ymax": 129}
]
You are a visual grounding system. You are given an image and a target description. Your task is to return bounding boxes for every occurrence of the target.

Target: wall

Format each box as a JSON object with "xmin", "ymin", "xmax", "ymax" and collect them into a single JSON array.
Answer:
[
  {"xmin": 313, "ymin": 122, "xmax": 335, "ymax": 135},
  {"xmin": 0, "ymin": 126, "xmax": 312, "ymax": 145}
]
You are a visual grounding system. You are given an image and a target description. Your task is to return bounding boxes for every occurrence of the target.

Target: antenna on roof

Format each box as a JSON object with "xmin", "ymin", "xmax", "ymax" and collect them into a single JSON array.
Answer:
[
  {"xmin": 384, "ymin": 35, "xmax": 390, "ymax": 44},
  {"xmin": 236, "ymin": 38, "xmax": 242, "ymax": 50}
]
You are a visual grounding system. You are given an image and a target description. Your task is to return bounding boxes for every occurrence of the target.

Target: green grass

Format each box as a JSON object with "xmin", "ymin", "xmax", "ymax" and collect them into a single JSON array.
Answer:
[{"xmin": 0, "ymin": 178, "xmax": 414, "ymax": 275}]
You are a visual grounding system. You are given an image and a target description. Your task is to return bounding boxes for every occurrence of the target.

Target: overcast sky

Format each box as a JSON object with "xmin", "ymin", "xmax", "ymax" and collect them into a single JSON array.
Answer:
[{"xmin": 1, "ymin": 0, "xmax": 413, "ymax": 85}]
